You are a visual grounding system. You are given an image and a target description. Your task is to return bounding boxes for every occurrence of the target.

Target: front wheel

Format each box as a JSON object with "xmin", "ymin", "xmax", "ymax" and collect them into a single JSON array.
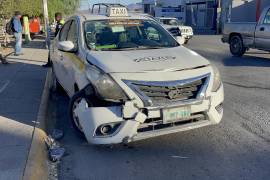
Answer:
[
  {"xmin": 230, "ymin": 35, "xmax": 246, "ymax": 57},
  {"xmin": 69, "ymin": 90, "xmax": 92, "ymax": 138}
]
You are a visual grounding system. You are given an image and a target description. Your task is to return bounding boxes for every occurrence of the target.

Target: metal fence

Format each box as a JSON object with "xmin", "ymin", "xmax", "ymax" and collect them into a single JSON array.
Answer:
[{"xmin": 186, "ymin": 1, "xmax": 217, "ymax": 33}]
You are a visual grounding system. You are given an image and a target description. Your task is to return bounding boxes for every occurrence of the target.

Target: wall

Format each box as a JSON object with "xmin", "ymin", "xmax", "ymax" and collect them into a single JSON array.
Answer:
[{"xmin": 221, "ymin": 0, "xmax": 270, "ymax": 23}]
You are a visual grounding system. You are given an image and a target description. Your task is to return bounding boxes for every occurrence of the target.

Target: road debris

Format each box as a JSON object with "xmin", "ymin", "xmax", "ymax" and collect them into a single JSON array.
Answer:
[
  {"xmin": 49, "ymin": 147, "xmax": 66, "ymax": 162},
  {"xmin": 52, "ymin": 129, "xmax": 64, "ymax": 140},
  {"xmin": 45, "ymin": 135, "xmax": 65, "ymax": 162}
]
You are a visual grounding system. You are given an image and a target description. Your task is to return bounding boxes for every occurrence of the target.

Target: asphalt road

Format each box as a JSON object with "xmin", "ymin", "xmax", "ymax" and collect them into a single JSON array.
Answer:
[
  {"xmin": 49, "ymin": 35, "xmax": 270, "ymax": 180},
  {"xmin": 0, "ymin": 40, "xmax": 47, "ymax": 180}
]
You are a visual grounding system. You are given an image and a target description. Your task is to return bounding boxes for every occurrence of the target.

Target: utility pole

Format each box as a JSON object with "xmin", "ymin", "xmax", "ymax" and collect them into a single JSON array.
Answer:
[
  {"xmin": 42, "ymin": 0, "xmax": 50, "ymax": 49},
  {"xmin": 216, "ymin": 0, "xmax": 221, "ymax": 34},
  {"xmin": 256, "ymin": 0, "xmax": 261, "ymax": 22}
]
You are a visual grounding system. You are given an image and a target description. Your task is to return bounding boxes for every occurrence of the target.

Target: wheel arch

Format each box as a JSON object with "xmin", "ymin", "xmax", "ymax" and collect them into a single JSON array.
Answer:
[{"xmin": 229, "ymin": 33, "xmax": 242, "ymax": 43}]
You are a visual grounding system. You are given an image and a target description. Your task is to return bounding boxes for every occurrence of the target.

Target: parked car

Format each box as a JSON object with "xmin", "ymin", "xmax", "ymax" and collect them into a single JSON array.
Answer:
[
  {"xmin": 157, "ymin": 17, "xmax": 194, "ymax": 44},
  {"xmin": 222, "ymin": 6, "xmax": 270, "ymax": 57},
  {"xmin": 133, "ymin": 13, "xmax": 185, "ymax": 44},
  {"xmin": 50, "ymin": 4, "xmax": 224, "ymax": 145}
]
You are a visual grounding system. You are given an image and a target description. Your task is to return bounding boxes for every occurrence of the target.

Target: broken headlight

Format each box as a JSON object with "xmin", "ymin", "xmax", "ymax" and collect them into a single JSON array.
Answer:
[
  {"xmin": 86, "ymin": 65, "xmax": 128, "ymax": 102},
  {"xmin": 212, "ymin": 65, "xmax": 222, "ymax": 92}
]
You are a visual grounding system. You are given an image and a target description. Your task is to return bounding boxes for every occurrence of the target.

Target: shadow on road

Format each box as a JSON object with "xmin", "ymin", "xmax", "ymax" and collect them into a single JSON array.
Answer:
[
  {"xmin": 0, "ymin": 44, "xmax": 47, "ymax": 179},
  {"xmin": 222, "ymin": 54, "xmax": 270, "ymax": 67}
]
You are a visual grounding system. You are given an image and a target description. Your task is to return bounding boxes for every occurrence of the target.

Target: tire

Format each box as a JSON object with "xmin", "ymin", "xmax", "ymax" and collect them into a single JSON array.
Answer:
[
  {"xmin": 69, "ymin": 90, "xmax": 91, "ymax": 138},
  {"xmin": 229, "ymin": 35, "xmax": 246, "ymax": 57}
]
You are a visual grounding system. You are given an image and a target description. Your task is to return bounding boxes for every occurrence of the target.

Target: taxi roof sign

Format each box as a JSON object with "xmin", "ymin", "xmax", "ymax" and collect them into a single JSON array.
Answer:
[
  {"xmin": 108, "ymin": 7, "xmax": 128, "ymax": 17},
  {"xmin": 91, "ymin": 3, "xmax": 129, "ymax": 17}
]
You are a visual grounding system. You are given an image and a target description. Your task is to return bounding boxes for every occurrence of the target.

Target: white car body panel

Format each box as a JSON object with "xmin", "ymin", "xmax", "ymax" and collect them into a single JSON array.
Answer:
[{"xmin": 87, "ymin": 47, "xmax": 208, "ymax": 73}]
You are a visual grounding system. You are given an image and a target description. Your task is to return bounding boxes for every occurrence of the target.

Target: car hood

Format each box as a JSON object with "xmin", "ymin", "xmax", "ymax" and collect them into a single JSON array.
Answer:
[{"xmin": 86, "ymin": 46, "xmax": 209, "ymax": 73}]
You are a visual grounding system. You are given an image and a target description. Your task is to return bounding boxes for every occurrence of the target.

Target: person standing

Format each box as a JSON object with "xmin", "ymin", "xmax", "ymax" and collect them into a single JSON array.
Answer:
[
  {"xmin": 23, "ymin": 15, "xmax": 31, "ymax": 43},
  {"xmin": 55, "ymin": 12, "xmax": 64, "ymax": 36},
  {"xmin": 13, "ymin": 11, "xmax": 23, "ymax": 56},
  {"xmin": 43, "ymin": 12, "xmax": 65, "ymax": 67}
]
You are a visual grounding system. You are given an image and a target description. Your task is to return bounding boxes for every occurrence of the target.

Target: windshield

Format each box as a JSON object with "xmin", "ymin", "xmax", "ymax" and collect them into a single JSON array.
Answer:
[{"xmin": 84, "ymin": 19, "xmax": 179, "ymax": 51}]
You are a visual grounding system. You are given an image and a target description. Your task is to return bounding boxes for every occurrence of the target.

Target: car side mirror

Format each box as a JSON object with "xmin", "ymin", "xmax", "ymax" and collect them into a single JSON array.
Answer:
[
  {"xmin": 58, "ymin": 41, "xmax": 76, "ymax": 52},
  {"xmin": 176, "ymin": 36, "xmax": 185, "ymax": 45}
]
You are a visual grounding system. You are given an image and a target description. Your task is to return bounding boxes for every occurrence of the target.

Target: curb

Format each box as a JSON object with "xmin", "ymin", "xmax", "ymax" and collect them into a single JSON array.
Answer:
[{"xmin": 23, "ymin": 69, "xmax": 52, "ymax": 180}]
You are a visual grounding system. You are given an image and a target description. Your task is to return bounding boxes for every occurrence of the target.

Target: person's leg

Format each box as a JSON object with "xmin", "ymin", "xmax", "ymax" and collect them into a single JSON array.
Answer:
[
  {"xmin": 14, "ymin": 32, "xmax": 22, "ymax": 55},
  {"xmin": 18, "ymin": 33, "xmax": 22, "ymax": 54}
]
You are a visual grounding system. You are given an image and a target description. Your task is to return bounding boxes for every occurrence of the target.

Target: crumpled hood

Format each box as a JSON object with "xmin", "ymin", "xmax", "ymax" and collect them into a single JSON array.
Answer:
[{"xmin": 86, "ymin": 46, "xmax": 209, "ymax": 73}]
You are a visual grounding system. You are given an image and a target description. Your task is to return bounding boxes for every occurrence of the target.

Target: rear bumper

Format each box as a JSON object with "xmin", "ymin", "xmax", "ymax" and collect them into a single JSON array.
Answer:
[{"xmin": 74, "ymin": 84, "xmax": 224, "ymax": 145}]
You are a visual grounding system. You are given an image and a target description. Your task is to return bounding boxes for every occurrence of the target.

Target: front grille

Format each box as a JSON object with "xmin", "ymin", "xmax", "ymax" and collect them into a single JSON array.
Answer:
[
  {"xmin": 124, "ymin": 74, "xmax": 209, "ymax": 106},
  {"xmin": 180, "ymin": 28, "xmax": 190, "ymax": 34}
]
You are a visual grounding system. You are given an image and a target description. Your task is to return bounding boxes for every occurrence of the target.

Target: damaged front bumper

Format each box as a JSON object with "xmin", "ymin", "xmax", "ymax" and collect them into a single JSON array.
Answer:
[{"xmin": 74, "ymin": 84, "xmax": 224, "ymax": 145}]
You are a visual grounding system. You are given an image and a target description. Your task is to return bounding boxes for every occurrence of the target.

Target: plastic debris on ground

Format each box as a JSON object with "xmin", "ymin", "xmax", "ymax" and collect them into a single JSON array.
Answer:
[
  {"xmin": 45, "ymin": 131, "xmax": 66, "ymax": 163},
  {"xmin": 51, "ymin": 129, "xmax": 64, "ymax": 140},
  {"xmin": 49, "ymin": 147, "xmax": 66, "ymax": 162}
]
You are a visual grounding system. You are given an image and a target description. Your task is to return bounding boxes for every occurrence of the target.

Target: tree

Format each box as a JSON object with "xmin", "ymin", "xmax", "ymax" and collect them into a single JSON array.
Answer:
[{"xmin": 0, "ymin": 0, "xmax": 80, "ymax": 20}]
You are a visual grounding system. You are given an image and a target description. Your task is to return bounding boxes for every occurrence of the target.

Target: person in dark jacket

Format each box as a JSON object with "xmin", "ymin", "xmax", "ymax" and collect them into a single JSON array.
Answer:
[
  {"xmin": 43, "ymin": 12, "xmax": 64, "ymax": 67},
  {"xmin": 55, "ymin": 12, "xmax": 64, "ymax": 36},
  {"xmin": 13, "ymin": 11, "xmax": 23, "ymax": 56}
]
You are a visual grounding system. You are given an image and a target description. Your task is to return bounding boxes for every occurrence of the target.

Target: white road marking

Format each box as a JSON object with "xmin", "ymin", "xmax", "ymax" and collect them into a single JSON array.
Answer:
[{"xmin": 0, "ymin": 80, "xmax": 10, "ymax": 94}]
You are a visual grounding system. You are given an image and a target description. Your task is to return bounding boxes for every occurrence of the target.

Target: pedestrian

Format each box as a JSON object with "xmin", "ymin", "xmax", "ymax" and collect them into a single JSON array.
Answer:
[
  {"xmin": 23, "ymin": 15, "xmax": 31, "ymax": 43},
  {"xmin": 13, "ymin": 11, "xmax": 23, "ymax": 56},
  {"xmin": 43, "ymin": 12, "xmax": 65, "ymax": 67},
  {"xmin": 55, "ymin": 12, "xmax": 64, "ymax": 36}
]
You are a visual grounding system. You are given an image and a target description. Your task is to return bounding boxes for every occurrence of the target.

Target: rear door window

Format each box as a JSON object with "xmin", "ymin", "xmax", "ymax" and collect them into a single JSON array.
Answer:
[{"xmin": 263, "ymin": 9, "xmax": 270, "ymax": 24}]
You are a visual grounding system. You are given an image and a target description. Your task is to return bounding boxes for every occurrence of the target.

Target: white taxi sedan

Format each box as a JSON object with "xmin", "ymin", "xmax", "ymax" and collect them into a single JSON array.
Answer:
[{"xmin": 50, "ymin": 4, "xmax": 224, "ymax": 145}]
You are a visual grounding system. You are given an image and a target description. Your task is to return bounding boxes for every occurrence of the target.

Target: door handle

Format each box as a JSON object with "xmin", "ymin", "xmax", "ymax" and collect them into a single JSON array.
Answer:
[{"xmin": 260, "ymin": 27, "xmax": 265, "ymax": 31}]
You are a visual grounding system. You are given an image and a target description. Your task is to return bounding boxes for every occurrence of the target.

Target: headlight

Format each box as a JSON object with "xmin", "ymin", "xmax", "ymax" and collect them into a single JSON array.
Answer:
[
  {"xmin": 212, "ymin": 65, "xmax": 222, "ymax": 92},
  {"xmin": 86, "ymin": 65, "xmax": 128, "ymax": 102}
]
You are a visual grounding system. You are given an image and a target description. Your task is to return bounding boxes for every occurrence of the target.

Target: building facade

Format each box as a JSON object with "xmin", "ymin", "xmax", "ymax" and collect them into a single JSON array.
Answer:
[
  {"xmin": 221, "ymin": 0, "xmax": 270, "ymax": 23},
  {"xmin": 142, "ymin": 0, "xmax": 270, "ymax": 33},
  {"xmin": 142, "ymin": 0, "xmax": 219, "ymax": 32}
]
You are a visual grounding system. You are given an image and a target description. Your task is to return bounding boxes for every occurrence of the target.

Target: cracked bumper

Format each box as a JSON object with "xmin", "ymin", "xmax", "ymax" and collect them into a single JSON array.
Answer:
[{"xmin": 74, "ymin": 84, "xmax": 224, "ymax": 145}]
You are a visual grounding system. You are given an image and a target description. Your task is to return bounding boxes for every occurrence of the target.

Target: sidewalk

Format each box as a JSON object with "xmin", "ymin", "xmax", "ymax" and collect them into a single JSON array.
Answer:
[{"xmin": 0, "ymin": 39, "xmax": 48, "ymax": 180}]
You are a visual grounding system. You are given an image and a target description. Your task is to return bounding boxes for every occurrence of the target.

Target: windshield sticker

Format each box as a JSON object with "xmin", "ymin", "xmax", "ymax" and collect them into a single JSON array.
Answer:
[
  {"xmin": 134, "ymin": 56, "xmax": 176, "ymax": 63},
  {"xmin": 109, "ymin": 20, "xmax": 143, "ymax": 27},
  {"xmin": 111, "ymin": 26, "xmax": 125, "ymax": 33}
]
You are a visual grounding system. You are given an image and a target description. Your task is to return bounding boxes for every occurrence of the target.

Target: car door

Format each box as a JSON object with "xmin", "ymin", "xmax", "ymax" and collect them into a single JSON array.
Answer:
[
  {"xmin": 255, "ymin": 8, "xmax": 270, "ymax": 50},
  {"xmin": 53, "ymin": 20, "xmax": 72, "ymax": 93},
  {"xmin": 60, "ymin": 19, "xmax": 81, "ymax": 96}
]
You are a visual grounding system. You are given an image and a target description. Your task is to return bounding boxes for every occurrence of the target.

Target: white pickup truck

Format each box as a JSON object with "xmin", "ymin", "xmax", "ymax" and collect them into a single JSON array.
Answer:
[{"xmin": 222, "ymin": 6, "xmax": 270, "ymax": 57}]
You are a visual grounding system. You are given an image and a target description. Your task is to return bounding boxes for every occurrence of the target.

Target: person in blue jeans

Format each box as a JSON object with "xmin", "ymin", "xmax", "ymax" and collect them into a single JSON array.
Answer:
[{"xmin": 13, "ymin": 11, "xmax": 23, "ymax": 56}]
